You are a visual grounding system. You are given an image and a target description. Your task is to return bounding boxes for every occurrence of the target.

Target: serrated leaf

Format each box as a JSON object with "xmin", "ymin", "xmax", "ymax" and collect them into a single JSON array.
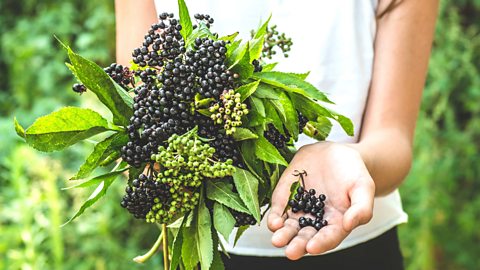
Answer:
[
  {"xmin": 25, "ymin": 107, "xmax": 112, "ymax": 152},
  {"xmin": 262, "ymin": 62, "xmax": 277, "ymax": 72},
  {"xmin": 277, "ymin": 91, "xmax": 298, "ymax": 139},
  {"xmin": 229, "ymin": 42, "xmax": 253, "ymax": 80},
  {"xmin": 186, "ymin": 22, "xmax": 215, "ymax": 49},
  {"xmin": 287, "ymin": 71, "xmax": 310, "ymax": 80},
  {"xmin": 182, "ymin": 219, "xmax": 199, "ymax": 270},
  {"xmin": 197, "ymin": 108, "xmax": 213, "ymax": 117},
  {"xmin": 213, "ymin": 202, "xmax": 236, "ymax": 242},
  {"xmin": 232, "ymin": 127, "xmax": 258, "ymax": 141},
  {"xmin": 226, "ymin": 39, "xmax": 241, "ymax": 60},
  {"xmin": 232, "ymin": 168, "xmax": 261, "ymax": 222},
  {"xmin": 63, "ymin": 167, "xmax": 128, "ymax": 190},
  {"xmin": 283, "ymin": 181, "xmax": 300, "ymax": 214},
  {"xmin": 211, "ymin": 231, "xmax": 225, "ymax": 270},
  {"xmin": 246, "ymin": 109, "xmax": 266, "ymax": 127},
  {"xmin": 14, "ymin": 117, "xmax": 25, "ymax": 139},
  {"xmin": 253, "ymin": 83, "xmax": 280, "ymax": 100},
  {"xmin": 196, "ymin": 201, "xmax": 213, "ymax": 270},
  {"xmin": 60, "ymin": 41, "xmax": 133, "ymax": 126},
  {"xmin": 254, "ymin": 136, "xmax": 288, "ymax": 166},
  {"xmin": 220, "ymin": 32, "xmax": 239, "ymax": 43},
  {"xmin": 240, "ymin": 140, "xmax": 263, "ymax": 179},
  {"xmin": 249, "ymin": 36, "xmax": 264, "ymax": 62},
  {"xmin": 234, "ymin": 225, "xmax": 249, "ymax": 246},
  {"xmin": 206, "ymin": 181, "xmax": 250, "ymax": 214},
  {"xmin": 98, "ymin": 152, "xmax": 120, "ymax": 167},
  {"xmin": 270, "ymin": 164, "xmax": 280, "ymax": 195},
  {"xmin": 303, "ymin": 117, "xmax": 333, "ymax": 141},
  {"xmin": 253, "ymin": 14, "xmax": 271, "ymax": 39},
  {"xmin": 250, "ymin": 96, "xmax": 266, "ymax": 117},
  {"xmin": 178, "ymin": 0, "xmax": 193, "ymax": 40},
  {"xmin": 236, "ymin": 80, "xmax": 260, "ymax": 102},
  {"xmin": 170, "ymin": 214, "xmax": 188, "ymax": 270},
  {"xmin": 252, "ymin": 71, "xmax": 332, "ymax": 103},
  {"xmin": 62, "ymin": 166, "xmax": 127, "ymax": 225},
  {"xmin": 70, "ymin": 134, "xmax": 117, "ymax": 180},
  {"xmin": 289, "ymin": 93, "xmax": 353, "ymax": 136},
  {"xmin": 264, "ymin": 101, "xmax": 285, "ymax": 135}
]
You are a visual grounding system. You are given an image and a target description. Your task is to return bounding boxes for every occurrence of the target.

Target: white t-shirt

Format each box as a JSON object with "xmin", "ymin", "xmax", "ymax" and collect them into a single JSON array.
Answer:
[{"xmin": 154, "ymin": 0, "xmax": 408, "ymax": 256}]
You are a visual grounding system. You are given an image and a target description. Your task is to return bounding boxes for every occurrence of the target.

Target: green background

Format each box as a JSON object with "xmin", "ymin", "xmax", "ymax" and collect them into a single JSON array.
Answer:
[{"xmin": 0, "ymin": 1, "xmax": 479, "ymax": 269}]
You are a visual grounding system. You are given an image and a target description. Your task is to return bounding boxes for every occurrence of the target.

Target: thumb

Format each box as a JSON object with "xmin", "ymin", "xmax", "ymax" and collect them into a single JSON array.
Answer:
[
  {"xmin": 267, "ymin": 171, "xmax": 296, "ymax": 232},
  {"xmin": 343, "ymin": 177, "xmax": 375, "ymax": 232}
]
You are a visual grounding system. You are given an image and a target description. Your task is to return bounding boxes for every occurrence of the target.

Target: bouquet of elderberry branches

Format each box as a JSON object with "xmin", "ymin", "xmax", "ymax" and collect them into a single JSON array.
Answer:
[{"xmin": 14, "ymin": 0, "xmax": 353, "ymax": 269}]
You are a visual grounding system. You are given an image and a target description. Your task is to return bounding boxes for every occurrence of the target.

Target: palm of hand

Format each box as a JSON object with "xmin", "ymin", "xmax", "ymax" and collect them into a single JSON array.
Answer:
[{"xmin": 267, "ymin": 142, "xmax": 375, "ymax": 260}]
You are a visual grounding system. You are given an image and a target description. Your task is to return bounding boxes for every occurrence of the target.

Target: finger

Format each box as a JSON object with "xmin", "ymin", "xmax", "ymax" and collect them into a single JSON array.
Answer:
[
  {"xmin": 267, "ymin": 170, "xmax": 296, "ymax": 232},
  {"xmin": 271, "ymin": 218, "xmax": 300, "ymax": 248},
  {"xmin": 285, "ymin": 226, "xmax": 317, "ymax": 260},
  {"xmin": 306, "ymin": 224, "xmax": 348, "ymax": 254},
  {"xmin": 343, "ymin": 178, "xmax": 375, "ymax": 232}
]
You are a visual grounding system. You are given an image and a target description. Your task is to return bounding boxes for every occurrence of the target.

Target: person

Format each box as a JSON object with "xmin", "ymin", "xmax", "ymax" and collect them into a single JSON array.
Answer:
[{"xmin": 115, "ymin": 0, "xmax": 438, "ymax": 269}]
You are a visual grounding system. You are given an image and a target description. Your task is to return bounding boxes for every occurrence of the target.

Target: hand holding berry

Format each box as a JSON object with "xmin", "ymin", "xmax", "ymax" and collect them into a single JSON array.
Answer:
[{"xmin": 267, "ymin": 142, "xmax": 375, "ymax": 260}]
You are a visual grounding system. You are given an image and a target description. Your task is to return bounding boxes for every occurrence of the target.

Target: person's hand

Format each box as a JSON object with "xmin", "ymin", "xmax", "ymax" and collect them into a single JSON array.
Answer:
[{"xmin": 267, "ymin": 142, "xmax": 375, "ymax": 260}]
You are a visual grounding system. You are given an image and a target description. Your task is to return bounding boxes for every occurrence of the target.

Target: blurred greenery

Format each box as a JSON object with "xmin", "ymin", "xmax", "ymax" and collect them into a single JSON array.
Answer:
[{"xmin": 0, "ymin": 0, "xmax": 478, "ymax": 269}]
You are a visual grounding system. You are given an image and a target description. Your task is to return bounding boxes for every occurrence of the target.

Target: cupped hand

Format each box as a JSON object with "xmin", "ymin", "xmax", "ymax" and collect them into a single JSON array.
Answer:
[{"xmin": 267, "ymin": 142, "xmax": 375, "ymax": 260}]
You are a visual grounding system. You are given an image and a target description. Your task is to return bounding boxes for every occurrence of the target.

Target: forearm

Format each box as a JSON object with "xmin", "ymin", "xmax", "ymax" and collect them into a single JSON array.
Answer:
[
  {"xmin": 115, "ymin": 0, "xmax": 157, "ymax": 66},
  {"xmin": 349, "ymin": 129, "xmax": 412, "ymax": 196}
]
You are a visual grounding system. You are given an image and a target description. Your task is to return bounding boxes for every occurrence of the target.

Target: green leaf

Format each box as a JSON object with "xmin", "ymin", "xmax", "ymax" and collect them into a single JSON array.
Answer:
[
  {"xmin": 234, "ymin": 225, "xmax": 249, "ymax": 246},
  {"xmin": 25, "ymin": 107, "xmax": 112, "ymax": 152},
  {"xmin": 287, "ymin": 71, "xmax": 310, "ymax": 80},
  {"xmin": 62, "ymin": 166, "xmax": 127, "ymax": 225},
  {"xmin": 283, "ymin": 181, "xmax": 300, "ymax": 214},
  {"xmin": 270, "ymin": 164, "xmax": 280, "ymax": 195},
  {"xmin": 178, "ymin": 0, "xmax": 193, "ymax": 40},
  {"xmin": 232, "ymin": 168, "xmax": 261, "ymax": 222},
  {"xmin": 236, "ymin": 80, "xmax": 260, "ymax": 102},
  {"xmin": 197, "ymin": 108, "xmax": 213, "ymax": 117},
  {"xmin": 229, "ymin": 42, "xmax": 254, "ymax": 80},
  {"xmin": 250, "ymin": 96, "xmax": 266, "ymax": 117},
  {"xmin": 240, "ymin": 140, "xmax": 264, "ymax": 179},
  {"xmin": 13, "ymin": 117, "xmax": 25, "ymax": 139},
  {"xmin": 98, "ymin": 152, "xmax": 120, "ymax": 167},
  {"xmin": 206, "ymin": 181, "xmax": 250, "ymax": 214},
  {"xmin": 170, "ymin": 214, "xmax": 188, "ymax": 270},
  {"xmin": 220, "ymin": 32, "xmax": 239, "ymax": 43},
  {"xmin": 211, "ymin": 232, "xmax": 225, "ymax": 270},
  {"xmin": 63, "ymin": 167, "xmax": 128, "ymax": 190},
  {"xmin": 70, "ymin": 134, "xmax": 117, "ymax": 180},
  {"xmin": 303, "ymin": 117, "xmax": 333, "ymax": 141},
  {"xmin": 186, "ymin": 22, "xmax": 216, "ymax": 49},
  {"xmin": 253, "ymin": 14, "xmax": 271, "ymax": 39},
  {"xmin": 249, "ymin": 36, "xmax": 265, "ymax": 62},
  {"xmin": 232, "ymin": 127, "xmax": 258, "ymax": 141},
  {"xmin": 253, "ymin": 83, "xmax": 280, "ymax": 100},
  {"xmin": 277, "ymin": 91, "xmax": 299, "ymax": 139},
  {"xmin": 289, "ymin": 93, "xmax": 353, "ymax": 136},
  {"xmin": 226, "ymin": 39, "xmax": 241, "ymax": 60},
  {"xmin": 246, "ymin": 109, "xmax": 266, "ymax": 128},
  {"xmin": 61, "ymin": 42, "xmax": 133, "ymax": 125},
  {"xmin": 262, "ymin": 62, "xmax": 277, "ymax": 72},
  {"xmin": 254, "ymin": 136, "xmax": 288, "ymax": 166},
  {"xmin": 182, "ymin": 220, "xmax": 199, "ymax": 270},
  {"xmin": 196, "ymin": 201, "xmax": 214, "ymax": 270},
  {"xmin": 264, "ymin": 101, "xmax": 285, "ymax": 134},
  {"xmin": 213, "ymin": 202, "xmax": 236, "ymax": 242},
  {"xmin": 252, "ymin": 71, "xmax": 332, "ymax": 103}
]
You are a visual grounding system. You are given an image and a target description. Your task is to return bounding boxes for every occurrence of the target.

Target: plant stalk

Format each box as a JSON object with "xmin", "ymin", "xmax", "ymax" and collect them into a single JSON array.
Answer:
[{"xmin": 162, "ymin": 223, "xmax": 170, "ymax": 270}]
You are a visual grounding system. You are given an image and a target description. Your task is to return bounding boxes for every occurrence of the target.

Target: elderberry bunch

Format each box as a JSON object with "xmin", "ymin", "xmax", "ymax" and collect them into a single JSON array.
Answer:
[
  {"xmin": 264, "ymin": 111, "xmax": 309, "ymax": 149},
  {"xmin": 260, "ymin": 25, "xmax": 293, "ymax": 59},
  {"xmin": 120, "ymin": 173, "xmax": 171, "ymax": 219},
  {"xmin": 193, "ymin": 13, "xmax": 215, "ymax": 29},
  {"xmin": 288, "ymin": 186, "xmax": 328, "ymax": 231},
  {"xmin": 103, "ymin": 63, "xmax": 134, "ymax": 89},
  {"xmin": 252, "ymin": 59, "xmax": 263, "ymax": 72},
  {"xmin": 231, "ymin": 210, "xmax": 257, "ymax": 227},
  {"xmin": 209, "ymin": 90, "xmax": 249, "ymax": 135}
]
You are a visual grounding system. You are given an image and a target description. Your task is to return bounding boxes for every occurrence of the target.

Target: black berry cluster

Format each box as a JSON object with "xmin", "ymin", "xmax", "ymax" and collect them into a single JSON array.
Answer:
[
  {"xmin": 120, "ymin": 173, "xmax": 171, "ymax": 219},
  {"xmin": 72, "ymin": 83, "xmax": 86, "ymax": 94},
  {"xmin": 231, "ymin": 209, "xmax": 257, "ymax": 227},
  {"xmin": 287, "ymin": 171, "xmax": 328, "ymax": 231},
  {"xmin": 193, "ymin": 13, "xmax": 214, "ymax": 29},
  {"xmin": 264, "ymin": 111, "xmax": 309, "ymax": 149},
  {"xmin": 252, "ymin": 59, "xmax": 263, "ymax": 72},
  {"xmin": 103, "ymin": 63, "xmax": 134, "ymax": 89}
]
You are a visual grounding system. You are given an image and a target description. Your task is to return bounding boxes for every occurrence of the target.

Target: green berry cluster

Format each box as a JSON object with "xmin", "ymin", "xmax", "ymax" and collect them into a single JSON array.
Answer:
[
  {"xmin": 260, "ymin": 25, "xmax": 293, "ymax": 59},
  {"xmin": 146, "ymin": 128, "xmax": 236, "ymax": 223},
  {"xmin": 209, "ymin": 90, "xmax": 249, "ymax": 135}
]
